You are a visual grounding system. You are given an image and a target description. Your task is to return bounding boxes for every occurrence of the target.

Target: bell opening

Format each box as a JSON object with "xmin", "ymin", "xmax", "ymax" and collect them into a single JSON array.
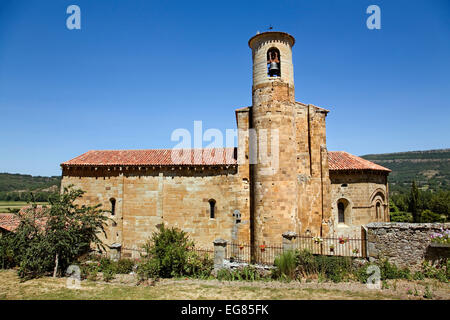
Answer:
[{"xmin": 267, "ymin": 48, "xmax": 281, "ymax": 77}]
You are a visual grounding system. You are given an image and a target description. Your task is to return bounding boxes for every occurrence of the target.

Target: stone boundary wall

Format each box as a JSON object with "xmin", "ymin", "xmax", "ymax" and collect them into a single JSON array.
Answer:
[{"xmin": 366, "ymin": 222, "xmax": 450, "ymax": 270}]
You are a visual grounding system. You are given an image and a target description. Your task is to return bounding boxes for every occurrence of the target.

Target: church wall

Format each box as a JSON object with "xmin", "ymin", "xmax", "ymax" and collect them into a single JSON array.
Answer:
[
  {"xmin": 294, "ymin": 103, "xmax": 331, "ymax": 237},
  {"xmin": 329, "ymin": 171, "xmax": 389, "ymax": 238},
  {"xmin": 61, "ymin": 166, "xmax": 250, "ymax": 257}
]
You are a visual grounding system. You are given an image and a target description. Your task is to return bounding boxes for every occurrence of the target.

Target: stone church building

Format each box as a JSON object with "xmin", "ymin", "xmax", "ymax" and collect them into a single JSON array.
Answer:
[{"xmin": 61, "ymin": 32, "xmax": 391, "ymax": 255}]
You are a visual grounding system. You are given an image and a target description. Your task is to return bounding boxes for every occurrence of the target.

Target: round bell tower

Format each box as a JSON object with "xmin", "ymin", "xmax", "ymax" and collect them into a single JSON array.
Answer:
[{"xmin": 248, "ymin": 31, "xmax": 299, "ymax": 246}]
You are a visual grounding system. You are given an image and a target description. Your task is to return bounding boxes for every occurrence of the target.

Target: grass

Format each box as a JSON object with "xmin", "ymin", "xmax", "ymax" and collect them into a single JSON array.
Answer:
[
  {"xmin": 1, "ymin": 269, "xmax": 446, "ymax": 300},
  {"xmin": 0, "ymin": 201, "xmax": 48, "ymax": 213}
]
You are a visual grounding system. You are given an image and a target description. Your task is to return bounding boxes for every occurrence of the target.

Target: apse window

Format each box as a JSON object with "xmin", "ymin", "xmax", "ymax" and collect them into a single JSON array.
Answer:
[
  {"xmin": 338, "ymin": 202, "xmax": 345, "ymax": 223},
  {"xmin": 267, "ymin": 48, "xmax": 281, "ymax": 77},
  {"xmin": 376, "ymin": 202, "xmax": 381, "ymax": 219},
  {"xmin": 209, "ymin": 199, "xmax": 216, "ymax": 219}
]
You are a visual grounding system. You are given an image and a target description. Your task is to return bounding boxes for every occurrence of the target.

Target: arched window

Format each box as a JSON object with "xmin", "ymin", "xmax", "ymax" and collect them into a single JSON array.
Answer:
[
  {"xmin": 338, "ymin": 202, "xmax": 345, "ymax": 223},
  {"xmin": 267, "ymin": 48, "xmax": 281, "ymax": 77},
  {"xmin": 376, "ymin": 202, "xmax": 381, "ymax": 219},
  {"xmin": 209, "ymin": 199, "xmax": 216, "ymax": 219},
  {"xmin": 110, "ymin": 198, "xmax": 116, "ymax": 216}
]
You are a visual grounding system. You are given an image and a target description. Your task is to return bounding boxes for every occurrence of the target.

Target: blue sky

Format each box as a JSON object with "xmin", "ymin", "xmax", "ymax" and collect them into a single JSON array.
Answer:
[{"xmin": 0, "ymin": 0, "xmax": 449, "ymax": 176}]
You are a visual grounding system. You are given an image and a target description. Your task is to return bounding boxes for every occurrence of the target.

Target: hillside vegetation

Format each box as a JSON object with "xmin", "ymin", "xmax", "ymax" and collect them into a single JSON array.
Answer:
[
  {"xmin": 0, "ymin": 173, "xmax": 61, "ymax": 202},
  {"xmin": 362, "ymin": 149, "xmax": 450, "ymax": 193}
]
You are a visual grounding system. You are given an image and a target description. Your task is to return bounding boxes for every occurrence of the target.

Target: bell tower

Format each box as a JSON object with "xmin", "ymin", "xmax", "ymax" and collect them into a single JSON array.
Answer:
[{"xmin": 248, "ymin": 32, "xmax": 299, "ymax": 245}]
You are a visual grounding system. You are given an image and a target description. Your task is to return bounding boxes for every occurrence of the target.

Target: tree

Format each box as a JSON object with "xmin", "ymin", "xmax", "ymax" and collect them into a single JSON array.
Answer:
[
  {"xmin": 11, "ymin": 185, "xmax": 109, "ymax": 280},
  {"xmin": 409, "ymin": 181, "xmax": 419, "ymax": 223},
  {"xmin": 420, "ymin": 209, "xmax": 444, "ymax": 223}
]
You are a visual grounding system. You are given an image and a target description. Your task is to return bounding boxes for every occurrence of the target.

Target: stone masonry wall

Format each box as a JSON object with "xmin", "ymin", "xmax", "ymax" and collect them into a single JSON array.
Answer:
[
  {"xmin": 330, "ymin": 172, "xmax": 388, "ymax": 237},
  {"xmin": 366, "ymin": 222, "xmax": 450, "ymax": 270},
  {"xmin": 61, "ymin": 165, "xmax": 250, "ymax": 258}
]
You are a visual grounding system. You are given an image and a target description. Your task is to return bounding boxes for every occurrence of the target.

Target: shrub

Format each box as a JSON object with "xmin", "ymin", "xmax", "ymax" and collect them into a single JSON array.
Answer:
[
  {"xmin": 216, "ymin": 266, "xmax": 263, "ymax": 281},
  {"xmin": 183, "ymin": 251, "xmax": 213, "ymax": 279},
  {"xmin": 102, "ymin": 267, "xmax": 115, "ymax": 282},
  {"xmin": 0, "ymin": 233, "xmax": 16, "ymax": 269},
  {"xmin": 296, "ymin": 249, "xmax": 352, "ymax": 283},
  {"xmin": 136, "ymin": 258, "xmax": 161, "ymax": 281},
  {"xmin": 273, "ymin": 250, "xmax": 297, "ymax": 280},
  {"xmin": 136, "ymin": 225, "xmax": 212, "ymax": 280},
  {"xmin": 142, "ymin": 225, "xmax": 193, "ymax": 278},
  {"xmin": 115, "ymin": 259, "xmax": 135, "ymax": 274},
  {"xmin": 378, "ymin": 259, "xmax": 410, "ymax": 280},
  {"xmin": 6, "ymin": 186, "xmax": 108, "ymax": 280}
]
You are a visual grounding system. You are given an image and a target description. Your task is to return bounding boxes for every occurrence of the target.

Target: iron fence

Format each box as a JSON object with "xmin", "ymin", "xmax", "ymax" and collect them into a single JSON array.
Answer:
[
  {"xmin": 226, "ymin": 242, "xmax": 283, "ymax": 265},
  {"xmin": 294, "ymin": 236, "xmax": 366, "ymax": 258}
]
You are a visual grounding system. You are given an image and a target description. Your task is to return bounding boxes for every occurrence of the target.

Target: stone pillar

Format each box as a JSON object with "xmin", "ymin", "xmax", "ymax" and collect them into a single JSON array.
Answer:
[
  {"xmin": 213, "ymin": 239, "xmax": 227, "ymax": 269},
  {"xmin": 109, "ymin": 243, "xmax": 122, "ymax": 262},
  {"xmin": 282, "ymin": 231, "xmax": 298, "ymax": 252}
]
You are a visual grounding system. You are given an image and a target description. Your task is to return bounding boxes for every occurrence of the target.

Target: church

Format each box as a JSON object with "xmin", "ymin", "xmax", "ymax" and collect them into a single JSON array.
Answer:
[{"xmin": 61, "ymin": 31, "xmax": 391, "ymax": 257}]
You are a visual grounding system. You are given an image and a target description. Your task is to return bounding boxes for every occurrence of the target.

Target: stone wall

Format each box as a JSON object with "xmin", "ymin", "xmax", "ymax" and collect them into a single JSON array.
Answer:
[
  {"xmin": 61, "ymin": 165, "xmax": 250, "ymax": 258},
  {"xmin": 330, "ymin": 172, "xmax": 388, "ymax": 237},
  {"xmin": 366, "ymin": 222, "xmax": 450, "ymax": 270}
]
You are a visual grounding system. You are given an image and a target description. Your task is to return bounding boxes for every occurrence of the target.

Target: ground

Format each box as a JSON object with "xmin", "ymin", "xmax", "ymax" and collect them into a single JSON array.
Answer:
[{"xmin": 0, "ymin": 269, "xmax": 448, "ymax": 300}]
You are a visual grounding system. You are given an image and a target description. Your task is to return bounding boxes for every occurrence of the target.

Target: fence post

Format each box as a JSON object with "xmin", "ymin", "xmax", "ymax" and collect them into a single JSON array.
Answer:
[
  {"xmin": 213, "ymin": 239, "xmax": 227, "ymax": 270},
  {"xmin": 282, "ymin": 231, "xmax": 298, "ymax": 252},
  {"xmin": 109, "ymin": 243, "xmax": 122, "ymax": 262}
]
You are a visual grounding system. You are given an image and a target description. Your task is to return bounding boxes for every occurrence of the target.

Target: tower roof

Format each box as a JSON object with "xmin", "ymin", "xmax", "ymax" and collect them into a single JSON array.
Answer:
[{"xmin": 248, "ymin": 31, "xmax": 295, "ymax": 49}]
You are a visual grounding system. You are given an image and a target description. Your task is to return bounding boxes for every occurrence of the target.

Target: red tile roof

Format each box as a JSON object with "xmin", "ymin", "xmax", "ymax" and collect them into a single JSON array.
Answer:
[
  {"xmin": 0, "ymin": 206, "xmax": 47, "ymax": 233},
  {"xmin": 61, "ymin": 148, "xmax": 237, "ymax": 167},
  {"xmin": 61, "ymin": 149, "xmax": 390, "ymax": 172},
  {"xmin": 0, "ymin": 214, "xmax": 20, "ymax": 232},
  {"xmin": 328, "ymin": 151, "xmax": 391, "ymax": 172}
]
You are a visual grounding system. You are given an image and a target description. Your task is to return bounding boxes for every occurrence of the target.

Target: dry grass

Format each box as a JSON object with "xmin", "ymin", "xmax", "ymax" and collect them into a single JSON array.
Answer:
[{"xmin": 0, "ymin": 269, "xmax": 448, "ymax": 300}]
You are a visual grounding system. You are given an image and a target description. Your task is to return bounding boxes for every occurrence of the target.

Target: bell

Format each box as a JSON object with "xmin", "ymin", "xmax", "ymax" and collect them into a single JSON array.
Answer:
[{"xmin": 268, "ymin": 62, "xmax": 280, "ymax": 76}]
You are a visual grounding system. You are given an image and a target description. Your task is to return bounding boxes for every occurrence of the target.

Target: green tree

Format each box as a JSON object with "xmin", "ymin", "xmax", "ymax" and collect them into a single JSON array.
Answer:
[
  {"xmin": 11, "ymin": 186, "xmax": 108, "ymax": 280},
  {"xmin": 420, "ymin": 209, "xmax": 445, "ymax": 223},
  {"xmin": 409, "ymin": 181, "xmax": 419, "ymax": 223}
]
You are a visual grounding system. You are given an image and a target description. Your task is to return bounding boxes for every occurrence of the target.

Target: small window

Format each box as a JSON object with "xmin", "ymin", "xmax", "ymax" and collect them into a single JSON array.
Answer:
[
  {"xmin": 209, "ymin": 199, "xmax": 216, "ymax": 219},
  {"xmin": 341, "ymin": 183, "xmax": 348, "ymax": 187},
  {"xmin": 338, "ymin": 202, "xmax": 345, "ymax": 223},
  {"xmin": 376, "ymin": 202, "xmax": 381, "ymax": 219},
  {"xmin": 110, "ymin": 198, "xmax": 116, "ymax": 216}
]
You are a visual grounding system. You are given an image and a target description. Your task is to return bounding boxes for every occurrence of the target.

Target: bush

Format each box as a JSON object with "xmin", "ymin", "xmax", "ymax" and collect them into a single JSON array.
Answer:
[
  {"xmin": 183, "ymin": 251, "xmax": 213, "ymax": 279},
  {"xmin": 296, "ymin": 249, "xmax": 352, "ymax": 283},
  {"xmin": 378, "ymin": 259, "xmax": 410, "ymax": 280},
  {"xmin": 136, "ymin": 225, "xmax": 213, "ymax": 280},
  {"xmin": 5, "ymin": 186, "xmax": 108, "ymax": 280},
  {"xmin": 0, "ymin": 233, "xmax": 16, "ymax": 269},
  {"xmin": 102, "ymin": 267, "xmax": 115, "ymax": 282},
  {"xmin": 115, "ymin": 259, "xmax": 135, "ymax": 274},
  {"xmin": 273, "ymin": 250, "xmax": 297, "ymax": 280},
  {"xmin": 216, "ymin": 266, "xmax": 263, "ymax": 281},
  {"xmin": 137, "ymin": 258, "xmax": 161, "ymax": 280}
]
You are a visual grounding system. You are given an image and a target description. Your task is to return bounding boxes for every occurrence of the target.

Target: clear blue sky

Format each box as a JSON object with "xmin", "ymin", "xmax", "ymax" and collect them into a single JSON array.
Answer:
[{"xmin": 0, "ymin": 0, "xmax": 449, "ymax": 176}]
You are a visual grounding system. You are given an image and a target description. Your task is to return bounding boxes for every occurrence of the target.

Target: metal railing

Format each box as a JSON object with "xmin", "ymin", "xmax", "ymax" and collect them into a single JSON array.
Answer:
[
  {"xmin": 226, "ymin": 242, "xmax": 283, "ymax": 265},
  {"xmin": 294, "ymin": 236, "xmax": 366, "ymax": 258}
]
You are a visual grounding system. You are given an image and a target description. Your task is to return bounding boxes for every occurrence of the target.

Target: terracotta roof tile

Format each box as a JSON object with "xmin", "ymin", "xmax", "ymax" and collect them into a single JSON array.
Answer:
[
  {"xmin": 0, "ymin": 206, "xmax": 47, "ymax": 233},
  {"xmin": 61, "ymin": 149, "xmax": 390, "ymax": 172},
  {"xmin": 328, "ymin": 151, "xmax": 391, "ymax": 172},
  {"xmin": 61, "ymin": 148, "xmax": 237, "ymax": 167}
]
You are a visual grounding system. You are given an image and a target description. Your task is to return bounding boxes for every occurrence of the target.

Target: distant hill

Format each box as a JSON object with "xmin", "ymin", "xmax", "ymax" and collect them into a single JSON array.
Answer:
[
  {"xmin": 361, "ymin": 149, "xmax": 450, "ymax": 194},
  {"xmin": 0, "ymin": 173, "xmax": 61, "ymax": 201}
]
